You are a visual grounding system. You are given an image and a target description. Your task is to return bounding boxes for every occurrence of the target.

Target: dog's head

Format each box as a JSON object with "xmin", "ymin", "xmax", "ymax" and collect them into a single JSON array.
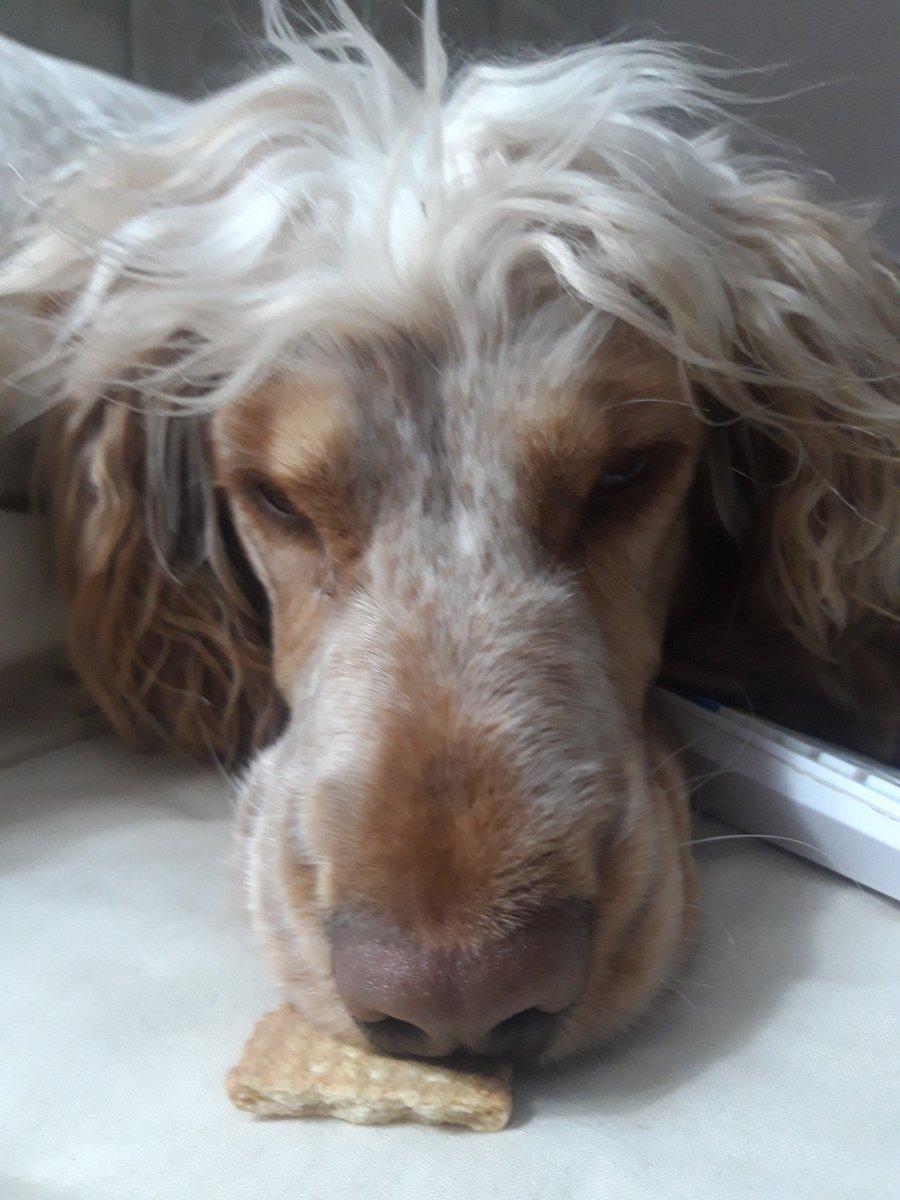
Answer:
[
  {"xmin": 214, "ymin": 328, "xmax": 702, "ymax": 1059},
  {"xmin": 4, "ymin": 14, "xmax": 897, "ymax": 1062}
]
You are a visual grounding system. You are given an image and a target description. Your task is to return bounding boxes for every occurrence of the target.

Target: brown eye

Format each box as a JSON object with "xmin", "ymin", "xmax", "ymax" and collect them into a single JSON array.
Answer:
[
  {"xmin": 247, "ymin": 477, "xmax": 317, "ymax": 539},
  {"xmin": 593, "ymin": 451, "xmax": 649, "ymax": 490},
  {"xmin": 580, "ymin": 450, "xmax": 656, "ymax": 534}
]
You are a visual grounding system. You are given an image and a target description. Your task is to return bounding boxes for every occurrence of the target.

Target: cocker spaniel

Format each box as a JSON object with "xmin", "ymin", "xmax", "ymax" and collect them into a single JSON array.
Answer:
[{"xmin": 2, "ymin": 2, "xmax": 898, "ymax": 1063}]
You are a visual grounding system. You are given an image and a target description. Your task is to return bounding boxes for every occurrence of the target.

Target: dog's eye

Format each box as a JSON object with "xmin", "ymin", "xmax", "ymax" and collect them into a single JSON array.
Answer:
[
  {"xmin": 247, "ymin": 478, "xmax": 316, "ymax": 537},
  {"xmin": 579, "ymin": 450, "xmax": 656, "ymax": 536},
  {"xmin": 593, "ymin": 452, "xmax": 649, "ymax": 490}
]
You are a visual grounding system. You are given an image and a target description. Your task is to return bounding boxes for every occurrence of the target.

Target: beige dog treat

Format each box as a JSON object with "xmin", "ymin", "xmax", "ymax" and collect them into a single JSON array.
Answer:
[{"xmin": 227, "ymin": 1005, "xmax": 512, "ymax": 1132}]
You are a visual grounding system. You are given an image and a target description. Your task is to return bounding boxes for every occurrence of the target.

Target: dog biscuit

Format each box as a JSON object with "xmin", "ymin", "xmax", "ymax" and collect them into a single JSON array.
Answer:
[{"xmin": 227, "ymin": 1005, "xmax": 512, "ymax": 1132}]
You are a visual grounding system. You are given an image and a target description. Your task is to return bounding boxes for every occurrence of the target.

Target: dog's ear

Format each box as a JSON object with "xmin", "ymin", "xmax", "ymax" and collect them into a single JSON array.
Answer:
[
  {"xmin": 39, "ymin": 397, "xmax": 283, "ymax": 767},
  {"xmin": 0, "ymin": 55, "xmax": 355, "ymax": 766},
  {"xmin": 670, "ymin": 194, "xmax": 899, "ymax": 758},
  {"xmin": 696, "ymin": 193, "xmax": 900, "ymax": 662}
]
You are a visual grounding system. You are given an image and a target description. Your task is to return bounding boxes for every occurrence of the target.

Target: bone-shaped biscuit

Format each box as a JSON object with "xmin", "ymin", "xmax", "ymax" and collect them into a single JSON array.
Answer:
[{"xmin": 227, "ymin": 1005, "xmax": 513, "ymax": 1132}]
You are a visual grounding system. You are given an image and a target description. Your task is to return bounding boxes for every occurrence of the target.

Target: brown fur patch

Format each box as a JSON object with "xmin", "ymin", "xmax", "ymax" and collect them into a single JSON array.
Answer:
[
  {"xmin": 214, "ymin": 374, "xmax": 365, "ymax": 559},
  {"xmin": 39, "ymin": 398, "xmax": 281, "ymax": 767},
  {"xmin": 322, "ymin": 692, "xmax": 599, "ymax": 944},
  {"xmin": 212, "ymin": 376, "xmax": 368, "ymax": 687}
]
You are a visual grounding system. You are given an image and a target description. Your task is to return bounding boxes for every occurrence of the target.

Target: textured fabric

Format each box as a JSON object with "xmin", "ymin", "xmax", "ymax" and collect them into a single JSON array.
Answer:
[
  {"xmin": 0, "ymin": 35, "xmax": 180, "ymax": 447},
  {"xmin": 0, "ymin": 33, "xmax": 178, "ymax": 239},
  {"xmin": 3, "ymin": 733, "xmax": 898, "ymax": 1199}
]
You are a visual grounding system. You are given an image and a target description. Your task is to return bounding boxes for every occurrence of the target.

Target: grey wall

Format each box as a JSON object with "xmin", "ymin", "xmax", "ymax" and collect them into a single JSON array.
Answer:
[
  {"xmin": 613, "ymin": 0, "xmax": 900, "ymax": 248},
  {"xmin": 0, "ymin": 0, "xmax": 133, "ymax": 78},
  {"xmin": 0, "ymin": 1, "xmax": 615, "ymax": 92},
  {"xmin": 1, "ymin": 1, "xmax": 896, "ymax": 245}
]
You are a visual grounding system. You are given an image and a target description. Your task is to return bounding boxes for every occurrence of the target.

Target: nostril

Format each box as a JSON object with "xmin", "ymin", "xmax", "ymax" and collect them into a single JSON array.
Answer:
[
  {"xmin": 486, "ymin": 1007, "xmax": 559, "ymax": 1057},
  {"xmin": 359, "ymin": 1008, "xmax": 559, "ymax": 1061},
  {"xmin": 355, "ymin": 1012, "xmax": 458, "ymax": 1060},
  {"xmin": 490, "ymin": 1007, "xmax": 543, "ymax": 1039},
  {"xmin": 331, "ymin": 900, "xmax": 589, "ymax": 1061},
  {"xmin": 356, "ymin": 1015, "xmax": 433, "ymax": 1056}
]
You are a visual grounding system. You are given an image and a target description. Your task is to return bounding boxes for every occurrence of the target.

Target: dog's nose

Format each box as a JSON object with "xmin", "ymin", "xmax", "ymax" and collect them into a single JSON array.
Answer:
[{"xmin": 330, "ymin": 903, "xmax": 589, "ymax": 1059}]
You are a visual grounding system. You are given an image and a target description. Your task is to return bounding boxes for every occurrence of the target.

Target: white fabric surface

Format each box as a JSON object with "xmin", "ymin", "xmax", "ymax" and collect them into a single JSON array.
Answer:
[
  {"xmin": 0, "ymin": 34, "xmax": 180, "ymax": 448},
  {"xmin": 3, "ymin": 726, "xmax": 898, "ymax": 1200},
  {"xmin": 0, "ymin": 33, "xmax": 179, "ymax": 240}
]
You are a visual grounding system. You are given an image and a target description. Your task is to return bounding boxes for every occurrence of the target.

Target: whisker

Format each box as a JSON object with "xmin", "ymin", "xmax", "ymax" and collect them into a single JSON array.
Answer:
[{"xmin": 684, "ymin": 831, "xmax": 835, "ymax": 870}]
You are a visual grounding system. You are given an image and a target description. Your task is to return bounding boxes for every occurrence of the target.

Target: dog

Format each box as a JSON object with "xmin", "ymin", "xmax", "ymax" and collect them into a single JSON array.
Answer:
[{"xmin": 1, "ymin": 2, "xmax": 897, "ymax": 1063}]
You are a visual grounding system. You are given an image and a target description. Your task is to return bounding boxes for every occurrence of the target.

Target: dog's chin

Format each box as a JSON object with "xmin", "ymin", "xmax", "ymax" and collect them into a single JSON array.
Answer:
[{"xmin": 237, "ymin": 747, "xmax": 697, "ymax": 1066}]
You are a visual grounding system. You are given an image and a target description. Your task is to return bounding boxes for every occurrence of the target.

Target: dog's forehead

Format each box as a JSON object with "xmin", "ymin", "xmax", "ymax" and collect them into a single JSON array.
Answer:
[
  {"xmin": 227, "ymin": 339, "xmax": 542, "ymax": 473},
  {"xmin": 219, "ymin": 310, "xmax": 695, "ymax": 530},
  {"xmin": 258, "ymin": 320, "xmax": 686, "ymax": 449}
]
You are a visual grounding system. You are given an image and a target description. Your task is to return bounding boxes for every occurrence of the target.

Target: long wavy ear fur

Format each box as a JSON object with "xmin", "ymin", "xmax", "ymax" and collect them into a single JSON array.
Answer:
[
  {"xmin": 39, "ymin": 398, "xmax": 283, "ymax": 767},
  {"xmin": 673, "ymin": 192, "xmax": 900, "ymax": 759},
  {"xmin": 701, "ymin": 196, "xmax": 899, "ymax": 658}
]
